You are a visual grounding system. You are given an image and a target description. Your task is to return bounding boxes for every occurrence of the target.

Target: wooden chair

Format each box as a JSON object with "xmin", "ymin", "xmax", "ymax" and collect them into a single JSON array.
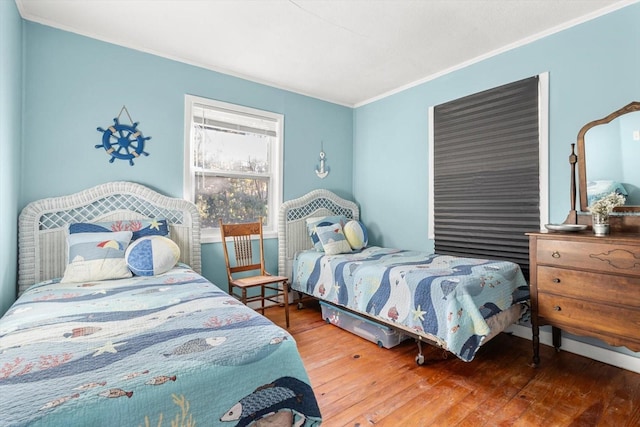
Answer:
[{"xmin": 219, "ymin": 218, "xmax": 290, "ymax": 328}]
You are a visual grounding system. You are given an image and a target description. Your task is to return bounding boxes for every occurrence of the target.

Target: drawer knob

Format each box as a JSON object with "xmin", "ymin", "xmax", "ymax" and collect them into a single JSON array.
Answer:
[
  {"xmin": 551, "ymin": 251, "xmax": 560, "ymax": 258},
  {"xmin": 553, "ymin": 278, "xmax": 561, "ymax": 284},
  {"xmin": 553, "ymin": 305, "xmax": 562, "ymax": 311}
]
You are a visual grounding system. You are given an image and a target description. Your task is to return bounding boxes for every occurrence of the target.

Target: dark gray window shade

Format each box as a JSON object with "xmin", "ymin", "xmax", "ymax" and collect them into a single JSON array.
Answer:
[{"xmin": 433, "ymin": 76, "xmax": 539, "ymax": 279}]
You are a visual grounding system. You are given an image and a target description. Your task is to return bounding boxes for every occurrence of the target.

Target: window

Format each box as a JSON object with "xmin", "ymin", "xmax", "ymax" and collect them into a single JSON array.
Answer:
[{"xmin": 184, "ymin": 95, "xmax": 283, "ymax": 242}]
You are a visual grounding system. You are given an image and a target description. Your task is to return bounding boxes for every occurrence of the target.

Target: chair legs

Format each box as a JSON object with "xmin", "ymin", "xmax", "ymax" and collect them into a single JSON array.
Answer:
[
  {"xmin": 231, "ymin": 282, "xmax": 290, "ymax": 329},
  {"xmin": 241, "ymin": 287, "xmax": 247, "ymax": 306},
  {"xmin": 283, "ymin": 281, "xmax": 290, "ymax": 329}
]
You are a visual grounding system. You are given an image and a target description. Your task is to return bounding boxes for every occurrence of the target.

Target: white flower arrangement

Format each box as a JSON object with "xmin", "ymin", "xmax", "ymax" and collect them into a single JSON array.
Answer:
[{"xmin": 588, "ymin": 191, "xmax": 626, "ymax": 216}]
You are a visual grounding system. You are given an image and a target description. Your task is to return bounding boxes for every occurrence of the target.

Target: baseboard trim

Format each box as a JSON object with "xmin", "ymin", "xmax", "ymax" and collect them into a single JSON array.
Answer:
[{"xmin": 506, "ymin": 324, "xmax": 640, "ymax": 374}]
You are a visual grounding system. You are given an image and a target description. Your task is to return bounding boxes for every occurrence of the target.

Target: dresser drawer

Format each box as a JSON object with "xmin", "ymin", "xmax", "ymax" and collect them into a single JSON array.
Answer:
[
  {"xmin": 537, "ymin": 239, "xmax": 640, "ymax": 276},
  {"xmin": 537, "ymin": 265, "xmax": 640, "ymax": 307},
  {"xmin": 538, "ymin": 293, "xmax": 640, "ymax": 341}
]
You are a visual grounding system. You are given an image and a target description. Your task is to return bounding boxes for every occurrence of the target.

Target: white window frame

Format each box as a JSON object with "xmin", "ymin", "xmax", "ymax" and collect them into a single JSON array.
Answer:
[{"xmin": 183, "ymin": 95, "xmax": 283, "ymax": 243}]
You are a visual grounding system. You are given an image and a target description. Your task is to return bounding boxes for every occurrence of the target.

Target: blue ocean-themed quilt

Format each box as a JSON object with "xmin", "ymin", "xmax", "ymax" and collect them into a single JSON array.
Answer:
[
  {"xmin": 0, "ymin": 265, "xmax": 321, "ymax": 427},
  {"xmin": 292, "ymin": 247, "xmax": 529, "ymax": 361}
]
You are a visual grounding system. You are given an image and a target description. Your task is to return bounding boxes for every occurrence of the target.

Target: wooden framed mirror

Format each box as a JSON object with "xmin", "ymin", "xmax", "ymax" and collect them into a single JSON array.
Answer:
[
  {"xmin": 577, "ymin": 101, "xmax": 640, "ymax": 212},
  {"xmin": 569, "ymin": 101, "xmax": 640, "ymax": 231}
]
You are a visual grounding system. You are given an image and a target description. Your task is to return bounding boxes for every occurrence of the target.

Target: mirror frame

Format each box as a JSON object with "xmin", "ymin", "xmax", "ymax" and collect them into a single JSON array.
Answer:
[{"xmin": 577, "ymin": 101, "xmax": 640, "ymax": 213}]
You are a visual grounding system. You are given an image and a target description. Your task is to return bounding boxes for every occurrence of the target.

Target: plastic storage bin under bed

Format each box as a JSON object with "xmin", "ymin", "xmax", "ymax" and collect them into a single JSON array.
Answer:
[{"xmin": 320, "ymin": 301, "xmax": 409, "ymax": 349}]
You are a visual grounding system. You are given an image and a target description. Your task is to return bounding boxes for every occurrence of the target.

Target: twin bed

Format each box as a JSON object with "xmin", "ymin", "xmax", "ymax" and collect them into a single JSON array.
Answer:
[
  {"xmin": 1, "ymin": 182, "xmax": 321, "ymax": 427},
  {"xmin": 278, "ymin": 189, "xmax": 529, "ymax": 364}
]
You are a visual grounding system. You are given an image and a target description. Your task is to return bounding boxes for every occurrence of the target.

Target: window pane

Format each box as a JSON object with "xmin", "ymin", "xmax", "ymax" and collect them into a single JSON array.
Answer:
[
  {"xmin": 193, "ymin": 125, "xmax": 271, "ymax": 174},
  {"xmin": 195, "ymin": 175, "xmax": 269, "ymax": 228}
]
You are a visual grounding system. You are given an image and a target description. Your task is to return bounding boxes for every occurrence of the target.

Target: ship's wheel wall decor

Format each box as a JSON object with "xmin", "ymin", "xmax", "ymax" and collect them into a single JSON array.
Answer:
[{"xmin": 96, "ymin": 106, "xmax": 151, "ymax": 166}]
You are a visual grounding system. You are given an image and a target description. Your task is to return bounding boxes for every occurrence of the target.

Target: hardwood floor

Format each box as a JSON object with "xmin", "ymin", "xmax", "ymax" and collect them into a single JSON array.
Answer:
[{"xmin": 264, "ymin": 301, "xmax": 640, "ymax": 427}]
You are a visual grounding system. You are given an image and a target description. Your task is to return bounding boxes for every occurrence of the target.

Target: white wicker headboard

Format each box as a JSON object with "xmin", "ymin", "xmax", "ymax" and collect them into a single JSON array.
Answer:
[
  {"xmin": 18, "ymin": 181, "xmax": 201, "ymax": 296},
  {"xmin": 277, "ymin": 189, "xmax": 359, "ymax": 280}
]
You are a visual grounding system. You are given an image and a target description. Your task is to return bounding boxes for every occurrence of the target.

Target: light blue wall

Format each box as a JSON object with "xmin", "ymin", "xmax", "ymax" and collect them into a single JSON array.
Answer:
[
  {"xmin": 353, "ymin": 4, "xmax": 640, "ymax": 357},
  {"xmin": 0, "ymin": 0, "xmax": 23, "ymax": 315},
  {"xmin": 19, "ymin": 22, "xmax": 353, "ymax": 299},
  {"xmin": 354, "ymin": 3, "xmax": 640, "ymax": 251},
  {"xmin": 584, "ymin": 124, "xmax": 622, "ymax": 182}
]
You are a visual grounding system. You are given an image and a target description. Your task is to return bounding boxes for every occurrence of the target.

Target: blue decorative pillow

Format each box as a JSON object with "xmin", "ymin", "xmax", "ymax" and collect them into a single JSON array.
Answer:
[
  {"xmin": 343, "ymin": 220, "xmax": 368, "ymax": 250},
  {"xmin": 61, "ymin": 231, "xmax": 133, "ymax": 283},
  {"xmin": 69, "ymin": 218, "xmax": 169, "ymax": 241},
  {"xmin": 305, "ymin": 215, "xmax": 347, "ymax": 251},
  {"xmin": 315, "ymin": 223, "xmax": 352, "ymax": 255},
  {"xmin": 125, "ymin": 236, "xmax": 180, "ymax": 276}
]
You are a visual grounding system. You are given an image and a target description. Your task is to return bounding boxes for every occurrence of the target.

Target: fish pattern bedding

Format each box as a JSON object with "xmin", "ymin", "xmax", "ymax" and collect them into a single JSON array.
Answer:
[
  {"xmin": 0, "ymin": 265, "xmax": 321, "ymax": 427},
  {"xmin": 292, "ymin": 246, "xmax": 529, "ymax": 362}
]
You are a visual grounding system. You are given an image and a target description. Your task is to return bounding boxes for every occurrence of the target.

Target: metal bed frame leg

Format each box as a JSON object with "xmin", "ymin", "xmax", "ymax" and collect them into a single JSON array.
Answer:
[
  {"xmin": 296, "ymin": 291, "xmax": 304, "ymax": 310},
  {"xmin": 415, "ymin": 340, "xmax": 425, "ymax": 366}
]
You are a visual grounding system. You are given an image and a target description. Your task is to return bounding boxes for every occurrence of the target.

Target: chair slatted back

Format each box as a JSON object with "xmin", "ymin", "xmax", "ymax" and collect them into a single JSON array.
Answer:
[
  {"xmin": 219, "ymin": 219, "xmax": 266, "ymax": 280},
  {"xmin": 233, "ymin": 235, "xmax": 254, "ymax": 268}
]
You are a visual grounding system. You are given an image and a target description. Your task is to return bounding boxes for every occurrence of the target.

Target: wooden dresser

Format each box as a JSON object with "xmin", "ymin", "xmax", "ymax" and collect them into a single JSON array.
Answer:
[{"xmin": 528, "ymin": 231, "xmax": 640, "ymax": 366}]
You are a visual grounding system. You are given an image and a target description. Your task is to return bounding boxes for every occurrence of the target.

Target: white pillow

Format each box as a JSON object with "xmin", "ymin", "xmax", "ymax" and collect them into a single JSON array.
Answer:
[
  {"xmin": 61, "ymin": 231, "xmax": 133, "ymax": 283},
  {"xmin": 305, "ymin": 215, "xmax": 347, "ymax": 251},
  {"xmin": 315, "ymin": 223, "xmax": 352, "ymax": 255}
]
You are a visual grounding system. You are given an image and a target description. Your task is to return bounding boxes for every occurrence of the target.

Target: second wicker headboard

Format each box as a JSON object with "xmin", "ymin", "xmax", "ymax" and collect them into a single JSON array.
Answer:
[
  {"xmin": 18, "ymin": 181, "xmax": 201, "ymax": 296},
  {"xmin": 277, "ymin": 189, "xmax": 359, "ymax": 280}
]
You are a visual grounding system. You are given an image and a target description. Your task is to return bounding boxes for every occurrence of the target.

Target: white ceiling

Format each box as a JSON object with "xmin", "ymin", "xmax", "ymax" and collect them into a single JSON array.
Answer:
[{"xmin": 16, "ymin": 0, "xmax": 634, "ymax": 107}]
